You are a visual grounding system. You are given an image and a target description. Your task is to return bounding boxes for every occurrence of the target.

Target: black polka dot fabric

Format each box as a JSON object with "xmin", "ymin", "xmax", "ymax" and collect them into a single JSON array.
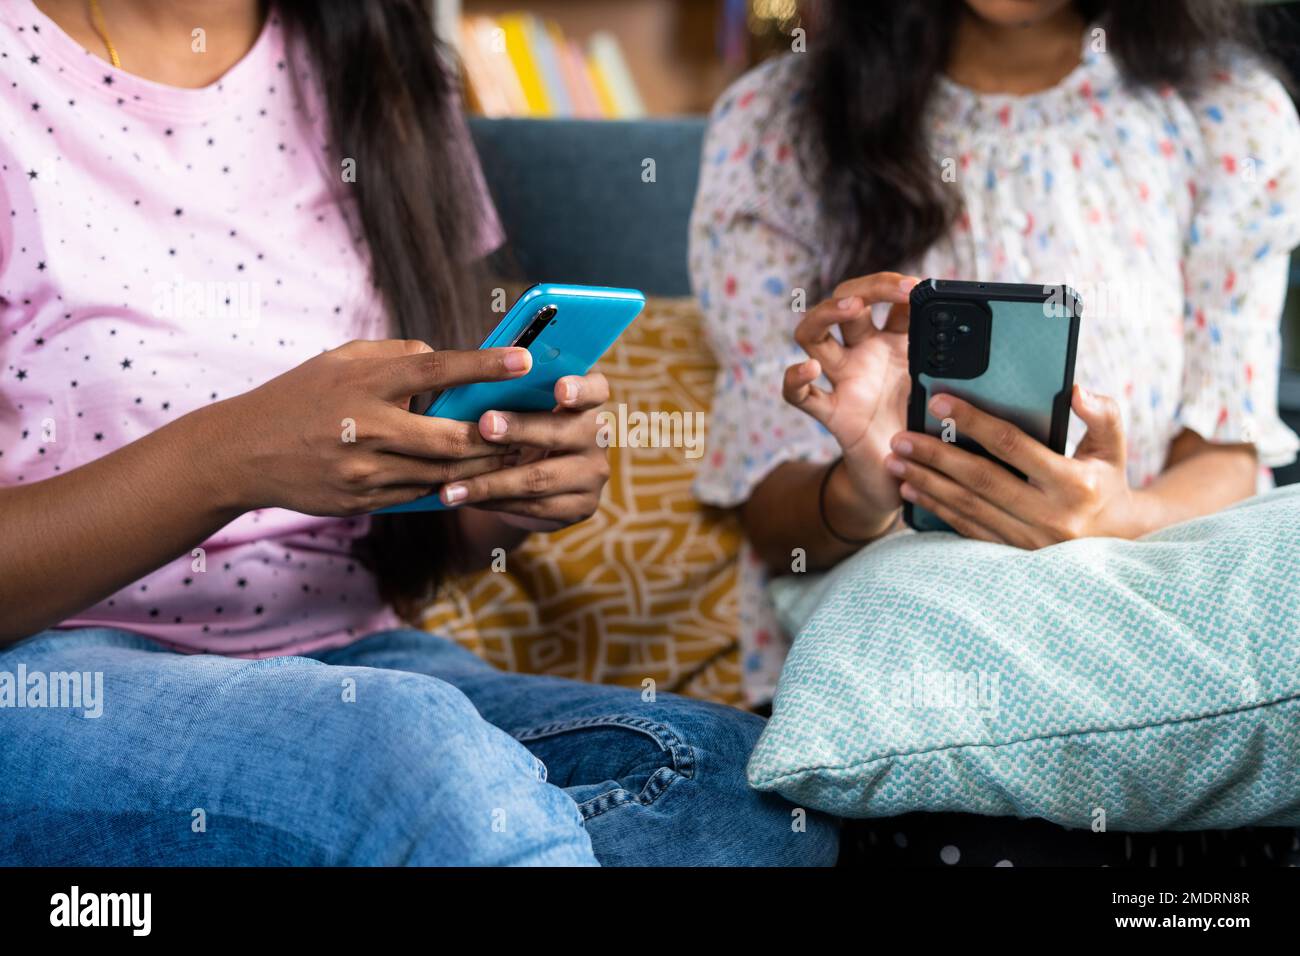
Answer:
[{"xmin": 837, "ymin": 816, "xmax": 1300, "ymax": 867}]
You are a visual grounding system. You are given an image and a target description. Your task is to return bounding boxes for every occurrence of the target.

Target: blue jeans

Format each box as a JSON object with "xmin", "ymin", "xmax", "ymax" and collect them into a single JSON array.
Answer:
[{"xmin": 0, "ymin": 627, "xmax": 837, "ymax": 866}]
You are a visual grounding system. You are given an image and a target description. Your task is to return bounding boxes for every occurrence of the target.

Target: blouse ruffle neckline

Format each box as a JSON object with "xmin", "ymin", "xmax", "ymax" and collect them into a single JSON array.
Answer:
[{"xmin": 930, "ymin": 28, "xmax": 1122, "ymax": 135}]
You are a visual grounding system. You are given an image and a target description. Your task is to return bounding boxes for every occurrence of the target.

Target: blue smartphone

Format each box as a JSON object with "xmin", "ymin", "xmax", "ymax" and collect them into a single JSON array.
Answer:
[
  {"xmin": 903, "ymin": 279, "xmax": 1082, "ymax": 533},
  {"xmin": 377, "ymin": 283, "xmax": 646, "ymax": 514}
]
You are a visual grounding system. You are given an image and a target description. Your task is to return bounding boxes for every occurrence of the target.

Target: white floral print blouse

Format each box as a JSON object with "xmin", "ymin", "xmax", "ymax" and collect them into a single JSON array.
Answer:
[{"xmin": 689, "ymin": 43, "xmax": 1300, "ymax": 703}]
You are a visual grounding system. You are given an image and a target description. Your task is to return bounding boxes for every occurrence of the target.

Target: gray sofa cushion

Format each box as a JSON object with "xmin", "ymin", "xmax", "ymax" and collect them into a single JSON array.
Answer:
[{"xmin": 469, "ymin": 118, "xmax": 705, "ymax": 297}]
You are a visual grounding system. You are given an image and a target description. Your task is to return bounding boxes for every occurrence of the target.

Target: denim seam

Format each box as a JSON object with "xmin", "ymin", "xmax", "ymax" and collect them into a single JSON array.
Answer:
[{"xmin": 510, "ymin": 714, "xmax": 697, "ymax": 821}]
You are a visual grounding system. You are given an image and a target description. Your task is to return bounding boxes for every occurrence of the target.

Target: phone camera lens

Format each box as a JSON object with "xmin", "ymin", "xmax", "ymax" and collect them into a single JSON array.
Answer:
[
  {"xmin": 932, "ymin": 351, "xmax": 952, "ymax": 367},
  {"xmin": 932, "ymin": 310, "xmax": 955, "ymax": 329},
  {"xmin": 932, "ymin": 331, "xmax": 954, "ymax": 347},
  {"xmin": 513, "ymin": 305, "xmax": 558, "ymax": 350}
]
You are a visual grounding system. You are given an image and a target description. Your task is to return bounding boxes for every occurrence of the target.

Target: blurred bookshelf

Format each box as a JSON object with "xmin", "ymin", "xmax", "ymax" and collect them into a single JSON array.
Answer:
[{"xmin": 435, "ymin": 0, "xmax": 801, "ymax": 117}]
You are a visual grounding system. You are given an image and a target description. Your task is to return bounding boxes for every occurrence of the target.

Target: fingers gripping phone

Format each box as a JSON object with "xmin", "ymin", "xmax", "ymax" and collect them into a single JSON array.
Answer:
[
  {"xmin": 903, "ymin": 279, "xmax": 1082, "ymax": 533},
  {"xmin": 377, "ymin": 283, "xmax": 646, "ymax": 514}
]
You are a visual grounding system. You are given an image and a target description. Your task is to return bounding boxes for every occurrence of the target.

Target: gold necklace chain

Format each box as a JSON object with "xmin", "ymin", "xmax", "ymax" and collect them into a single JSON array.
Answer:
[{"xmin": 87, "ymin": 0, "xmax": 121, "ymax": 69}]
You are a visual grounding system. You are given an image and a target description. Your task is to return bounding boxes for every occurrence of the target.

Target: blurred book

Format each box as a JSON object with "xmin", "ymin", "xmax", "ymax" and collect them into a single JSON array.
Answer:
[
  {"xmin": 588, "ymin": 30, "xmax": 646, "ymax": 118},
  {"xmin": 460, "ymin": 15, "xmax": 527, "ymax": 115},
  {"xmin": 459, "ymin": 11, "xmax": 646, "ymax": 118}
]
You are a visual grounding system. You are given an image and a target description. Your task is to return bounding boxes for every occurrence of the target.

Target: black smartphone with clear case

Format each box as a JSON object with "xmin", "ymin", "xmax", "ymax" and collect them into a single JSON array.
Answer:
[{"xmin": 904, "ymin": 279, "xmax": 1082, "ymax": 533}]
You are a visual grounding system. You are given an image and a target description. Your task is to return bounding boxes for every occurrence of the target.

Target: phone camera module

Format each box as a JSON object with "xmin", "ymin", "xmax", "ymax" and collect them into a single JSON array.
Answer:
[
  {"xmin": 513, "ymin": 305, "xmax": 558, "ymax": 350},
  {"xmin": 919, "ymin": 300, "xmax": 991, "ymax": 379}
]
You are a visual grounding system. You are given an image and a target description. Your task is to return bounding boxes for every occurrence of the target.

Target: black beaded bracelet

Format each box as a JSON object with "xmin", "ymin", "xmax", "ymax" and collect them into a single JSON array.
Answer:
[{"xmin": 817, "ymin": 458, "xmax": 873, "ymax": 546}]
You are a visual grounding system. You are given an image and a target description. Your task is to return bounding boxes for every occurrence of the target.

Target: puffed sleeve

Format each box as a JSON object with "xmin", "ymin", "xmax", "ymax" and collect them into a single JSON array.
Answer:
[
  {"xmin": 1178, "ymin": 58, "xmax": 1300, "ymax": 468},
  {"xmin": 688, "ymin": 55, "xmax": 841, "ymax": 507}
]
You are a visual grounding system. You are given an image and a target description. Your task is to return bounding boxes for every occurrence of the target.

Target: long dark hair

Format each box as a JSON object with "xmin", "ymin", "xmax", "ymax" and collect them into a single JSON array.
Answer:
[
  {"xmin": 805, "ymin": 0, "xmax": 1271, "ymax": 285},
  {"xmin": 278, "ymin": 0, "xmax": 487, "ymax": 618}
]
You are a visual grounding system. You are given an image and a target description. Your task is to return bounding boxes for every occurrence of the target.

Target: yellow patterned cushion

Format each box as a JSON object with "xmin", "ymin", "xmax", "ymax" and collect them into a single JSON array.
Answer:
[{"xmin": 421, "ymin": 297, "xmax": 745, "ymax": 706}]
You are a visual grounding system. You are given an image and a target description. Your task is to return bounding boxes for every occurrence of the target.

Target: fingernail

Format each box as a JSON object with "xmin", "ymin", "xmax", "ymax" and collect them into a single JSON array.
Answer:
[
  {"xmin": 560, "ymin": 379, "xmax": 578, "ymax": 403},
  {"xmin": 485, "ymin": 412, "xmax": 507, "ymax": 437},
  {"xmin": 504, "ymin": 350, "xmax": 531, "ymax": 372},
  {"xmin": 443, "ymin": 484, "xmax": 467, "ymax": 504},
  {"xmin": 870, "ymin": 301, "xmax": 890, "ymax": 330},
  {"xmin": 886, "ymin": 456, "xmax": 906, "ymax": 477},
  {"xmin": 838, "ymin": 297, "xmax": 856, "ymax": 310},
  {"xmin": 900, "ymin": 483, "xmax": 917, "ymax": 502},
  {"xmin": 1078, "ymin": 385, "xmax": 1093, "ymax": 408},
  {"xmin": 930, "ymin": 395, "xmax": 952, "ymax": 417},
  {"xmin": 892, "ymin": 437, "xmax": 913, "ymax": 456},
  {"xmin": 899, "ymin": 277, "xmax": 919, "ymax": 294}
]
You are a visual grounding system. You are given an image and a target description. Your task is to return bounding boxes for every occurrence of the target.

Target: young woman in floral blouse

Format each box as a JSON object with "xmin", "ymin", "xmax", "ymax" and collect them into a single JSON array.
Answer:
[{"xmin": 690, "ymin": 0, "xmax": 1300, "ymax": 702}]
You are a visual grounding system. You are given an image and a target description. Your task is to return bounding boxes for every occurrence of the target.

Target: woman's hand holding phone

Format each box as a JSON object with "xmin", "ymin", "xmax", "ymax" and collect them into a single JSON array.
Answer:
[
  {"xmin": 439, "ymin": 372, "xmax": 612, "ymax": 532},
  {"xmin": 783, "ymin": 271, "xmax": 920, "ymax": 540},
  {"xmin": 883, "ymin": 384, "xmax": 1144, "ymax": 547},
  {"xmin": 213, "ymin": 338, "xmax": 529, "ymax": 516}
]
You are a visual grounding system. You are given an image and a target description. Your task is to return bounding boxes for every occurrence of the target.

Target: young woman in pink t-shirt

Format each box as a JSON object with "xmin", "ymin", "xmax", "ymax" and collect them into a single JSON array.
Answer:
[{"xmin": 0, "ymin": 0, "xmax": 836, "ymax": 866}]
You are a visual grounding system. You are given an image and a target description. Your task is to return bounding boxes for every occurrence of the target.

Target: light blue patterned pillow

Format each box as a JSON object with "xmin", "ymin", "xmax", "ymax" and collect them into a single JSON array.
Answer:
[{"xmin": 748, "ymin": 485, "xmax": 1300, "ymax": 830}]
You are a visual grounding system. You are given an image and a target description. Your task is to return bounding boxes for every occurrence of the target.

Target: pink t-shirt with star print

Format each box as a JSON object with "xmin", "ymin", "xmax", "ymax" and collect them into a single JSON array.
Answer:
[{"xmin": 0, "ymin": 1, "xmax": 501, "ymax": 655}]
